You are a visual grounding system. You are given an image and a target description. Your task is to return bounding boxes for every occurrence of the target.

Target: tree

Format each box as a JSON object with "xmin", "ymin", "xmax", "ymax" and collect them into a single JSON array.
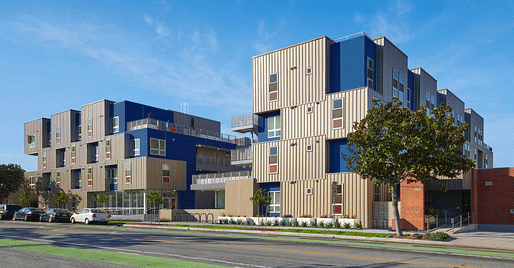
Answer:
[
  {"xmin": 146, "ymin": 191, "xmax": 165, "ymax": 221},
  {"xmin": 54, "ymin": 192, "xmax": 70, "ymax": 208},
  {"xmin": 343, "ymin": 99, "xmax": 474, "ymax": 236},
  {"xmin": 0, "ymin": 164, "xmax": 25, "ymax": 202},
  {"xmin": 19, "ymin": 192, "xmax": 30, "ymax": 207},
  {"xmin": 250, "ymin": 188, "xmax": 271, "ymax": 227},
  {"xmin": 92, "ymin": 192, "xmax": 108, "ymax": 207}
]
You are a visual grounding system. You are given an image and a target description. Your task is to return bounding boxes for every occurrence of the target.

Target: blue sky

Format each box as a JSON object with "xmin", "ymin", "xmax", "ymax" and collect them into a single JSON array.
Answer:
[{"xmin": 1, "ymin": 0, "xmax": 513, "ymax": 171}]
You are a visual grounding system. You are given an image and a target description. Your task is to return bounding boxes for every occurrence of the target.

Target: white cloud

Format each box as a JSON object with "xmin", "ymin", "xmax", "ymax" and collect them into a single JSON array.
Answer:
[
  {"xmin": 155, "ymin": 23, "xmax": 169, "ymax": 39},
  {"xmin": 389, "ymin": 0, "xmax": 411, "ymax": 16},
  {"xmin": 143, "ymin": 13, "xmax": 153, "ymax": 26},
  {"xmin": 353, "ymin": 13, "xmax": 364, "ymax": 24},
  {"xmin": 369, "ymin": 14, "xmax": 412, "ymax": 43},
  {"xmin": 252, "ymin": 21, "xmax": 284, "ymax": 54}
]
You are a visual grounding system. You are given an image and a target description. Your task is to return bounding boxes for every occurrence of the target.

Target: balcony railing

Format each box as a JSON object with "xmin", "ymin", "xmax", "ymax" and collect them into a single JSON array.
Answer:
[
  {"xmin": 192, "ymin": 170, "xmax": 252, "ymax": 185},
  {"xmin": 196, "ymin": 155, "xmax": 231, "ymax": 168},
  {"xmin": 231, "ymin": 113, "xmax": 263, "ymax": 128},
  {"xmin": 333, "ymin": 31, "xmax": 372, "ymax": 42},
  {"xmin": 231, "ymin": 147, "xmax": 252, "ymax": 162},
  {"xmin": 126, "ymin": 118, "xmax": 236, "ymax": 144}
]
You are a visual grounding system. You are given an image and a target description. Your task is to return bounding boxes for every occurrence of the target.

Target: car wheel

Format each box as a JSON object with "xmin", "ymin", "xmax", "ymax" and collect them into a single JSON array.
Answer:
[
  {"xmin": 24, "ymin": 215, "xmax": 29, "ymax": 221},
  {"xmin": 71, "ymin": 217, "xmax": 75, "ymax": 224},
  {"xmin": 85, "ymin": 218, "xmax": 89, "ymax": 225}
]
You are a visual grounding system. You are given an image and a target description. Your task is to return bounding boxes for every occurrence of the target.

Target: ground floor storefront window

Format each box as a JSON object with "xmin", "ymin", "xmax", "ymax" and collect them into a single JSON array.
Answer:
[{"xmin": 97, "ymin": 190, "xmax": 176, "ymax": 215}]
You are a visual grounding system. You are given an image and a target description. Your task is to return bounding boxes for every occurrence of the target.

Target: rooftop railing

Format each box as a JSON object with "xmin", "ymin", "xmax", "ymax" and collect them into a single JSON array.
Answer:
[
  {"xmin": 231, "ymin": 113, "xmax": 263, "ymax": 129},
  {"xmin": 333, "ymin": 31, "xmax": 372, "ymax": 42},
  {"xmin": 126, "ymin": 118, "xmax": 236, "ymax": 144},
  {"xmin": 192, "ymin": 170, "xmax": 252, "ymax": 185}
]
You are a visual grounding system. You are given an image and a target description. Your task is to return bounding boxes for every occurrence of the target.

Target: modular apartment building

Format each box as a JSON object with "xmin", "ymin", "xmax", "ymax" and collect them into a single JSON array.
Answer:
[
  {"xmin": 24, "ymin": 100, "xmax": 236, "ymax": 217},
  {"xmin": 228, "ymin": 32, "xmax": 493, "ymax": 228}
]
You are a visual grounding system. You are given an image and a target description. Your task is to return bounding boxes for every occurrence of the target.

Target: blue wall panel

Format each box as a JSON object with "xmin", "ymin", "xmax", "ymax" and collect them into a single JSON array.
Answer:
[
  {"xmin": 257, "ymin": 111, "xmax": 281, "ymax": 143},
  {"xmin": 112, "ymin": 101, "xmax": 176, "ymax": 133},
  {"xmin": 408, "ymin": 70, "xmax": 415, "ymax": 111},
  {"xmin": 259, "ymin": 182, "xmax": 280, "ymax": 217},
  {"xmin": 328, "ymin": 139, "xmax": 352, "ymax": 173}
]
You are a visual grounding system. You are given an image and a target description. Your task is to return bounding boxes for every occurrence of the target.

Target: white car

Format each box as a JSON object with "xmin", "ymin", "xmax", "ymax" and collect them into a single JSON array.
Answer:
[{"xmin": 70, "ymin": 208, "xmax": 110, "ymax": 225}]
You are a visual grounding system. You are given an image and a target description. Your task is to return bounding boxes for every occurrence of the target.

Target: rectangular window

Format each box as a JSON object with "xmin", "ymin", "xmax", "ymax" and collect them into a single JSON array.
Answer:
[
  {"xmin": 406, "ymin": 88, "xmax": 411, "ymax": 108},
  {"xmin": 29, "ymin": 176, "xmax": 36, "ymax": 189},
  {"xmin": 399, "ymin": 73, "xmax": 404, "ymax": 92},
  {"xmin": 74, "ymin": 171, "xmax": 81, "ymax": 189},
  {"xmin": 269, "ymin": 73, "xmax": 278, "ymax": 101},
  {"xmin": 306, "ymin": 188, "xmax": 312, "ymax": 195},
  {"xmin": 307, "ymin": 68, "xmax": 312, "ymax": 74},
  {"xmin": 392, "ymin": 69, "xmax": 398, "ymax": 99},
  {"xmin": 105, "ymin": 139, "xmax": 111, "ymax": 160},
  {"xmin": 367, "ymin": 58, "xmax": 373, "ymax": 90},
  {"xmin": 332, "ymin": 98, "xmax": 343, "ymax": 129},
  {"xmin": 162, "ymin": 163, "xmax": 170, "ymax": 183},
  {"xmin": 125, "ymin": 163, "xmax": 131, "ymax": 184},
  {"xmin": 71, "ymin": 146, "xmax": 76, "ymax": 164},
  {"xmin": 150, "ymin": 138, "xmax": 166, "ymax": 156},
  {"xmin": 43, "ymin": 151, "xmax": 47, "ymax": 168},
  {"xmin": 56, "ymin": 126, "xmax": 61, "ymax": 144},
  {"xmin": 269, "ymin": 191, "xmax": 281, "ymax": 213},
  {"xmin": 269, "ymin": 146, "xmax": 278, "ymax": 174},
  {"xmin": 131, "ymin": 139, "xmax": 140, "ymax": 156},
  {"xmin": 110, "ymin": 116, "xmax": 119, "ymax": 133},
  {"xmin": 333, "ymin": 184, "xmax": 343, "ymax": 215},
  {"xmin": 91, "ymin": 144, "xmax": 98, "ymax": 163},
  {"xmin": 399, "ymin": 91, "xmax": 404, "ymax": 102},
  {"xmin": 56, "ymin": 171, "xmax": 61, "ymax": 188},
  {"xmin": 267, "ymin": 115, "xmax": 281, "ymax": 138},
  {"xmin": 87, "ymin": 118, "xmax": 92, "ymax": 137},
  {"xmin": 87, "ymin": 167, "xmax": 93, "ymax": 186},
  {"xmin": 76, "ymin": 125, "xmax": 81, "ymax": 141},
  {"xmin": 28, "ymin": 135, "xmax": 36, "ymax": 148},
  {"xmin": 307, "ymin": 145, "xmax": 312, "ymax": 152}
]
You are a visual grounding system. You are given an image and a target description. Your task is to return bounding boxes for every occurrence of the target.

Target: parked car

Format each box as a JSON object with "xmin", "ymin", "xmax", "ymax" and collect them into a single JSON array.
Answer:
[
  {"xmin": 12, "ymin": 207, "xmax": 45, "ymax": 221},
  {"xmin": 40, "ymin": 208, "xmax": 72, "ymax": 223},
  {"xmin": 0, "ymin": 204, "xmax": 22, "ymax": 220},
  {"xmin": 70, "ymin": 208, "xmax": 110, "ymax": 224}
]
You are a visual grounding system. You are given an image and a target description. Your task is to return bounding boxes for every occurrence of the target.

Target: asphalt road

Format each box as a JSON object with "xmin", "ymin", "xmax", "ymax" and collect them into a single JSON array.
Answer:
[{"xmin": 0, "ymin": 221, "xmax": 513, "ymax": 267}]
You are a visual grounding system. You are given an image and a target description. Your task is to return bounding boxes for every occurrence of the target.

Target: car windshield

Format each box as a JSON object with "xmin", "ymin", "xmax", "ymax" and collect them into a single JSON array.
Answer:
[
  {"xmin": 55, "ymin": 209, "xmax": 71, "ymax": 213},
  {"xmin": 90, "ymin": 209, "xmax": 107, "ymax": 214},
  {"xmin": 7, "ymin": 205, "xmax": 21, "ymax": 210},
  {"xmin": 0, "ymin": 205, "xmax": 5, "ymax": 209}
]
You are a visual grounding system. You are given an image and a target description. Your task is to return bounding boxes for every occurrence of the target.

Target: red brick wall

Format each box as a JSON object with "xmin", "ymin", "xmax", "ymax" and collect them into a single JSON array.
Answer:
[
  {"xmin": 393, "ymin": 180, "xmax": 425, "ymax": 230},
  {"xmin": 472, "ymin": 168, "xmax": 514, "ymax": 225}
]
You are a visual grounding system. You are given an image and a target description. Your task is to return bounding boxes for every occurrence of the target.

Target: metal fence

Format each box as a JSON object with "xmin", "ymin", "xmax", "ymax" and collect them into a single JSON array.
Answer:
[
  {"xmin": 172, "ymin": 212, "xmax": 215, "ymax": 223},
  {"xmin": 196, "ymin": 155, "xmax": 231, "ymax": 168},
  {"xmin": 192, "ymin": 170, "xmax": 252, "ymax": 185},
  {"xmin": 231, "ymin": 113, "xmax": 263, "ymax": 128}
]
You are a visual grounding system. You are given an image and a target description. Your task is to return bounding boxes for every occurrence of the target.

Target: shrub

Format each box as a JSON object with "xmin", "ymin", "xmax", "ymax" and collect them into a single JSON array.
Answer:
[
  {"xmin": 229, "ymin": 219, "xmax": 236, "ymax": 225},
  {"xmin": 301, "ymin": 221, "xmax": 308, "ymax": 227},
  {"xmin": 246, "ymin": 218, "xmax": 252, "ymax": 225},
  {"xmin": 222, "ymin": 213, "xmax": 226, "ymax": 217},
  {"xmin": 223, "ymin": 219, "xmax": 229, "ymax": 224},
  {"xmin": 310, "ymin": 219, "xmax": 317, "ymax": 227},
  {"xmin": 159, "ymin": 219, "xmax": 170, "ymax": 222},
  {"xmin": 236, "ymin": 219, "xmax": 242, "ymax": 225},
  {"xmin": 354, "ymin": 222, "xmax": 362, "ymax": 229},
  {"xmin": 273, "ymin": 219, "xmax": 279, "ymax": 226},
  {"xmin": 334, "ymin": 220, "xmax": 341, "ymax": 228},
  {"xmin": 343, "ymin": 223, "xmax": 351, "ymax": 229},
  {"xmin": 320, "ymin": 215, "xmax": 329, "ymax": 218},
  {"xmin": 291, "ymin": 219, "xmax": 299, "ymax": 227},
  {"xmin": 279, "ymin": 219, "xmax": 286, "ymax": 226},
  {"xmin": 426, "ymin": 232, "xmax": 449, "ymax": 241},
  {"xmin": 325, "ymin": 222, "xmax": 333, "ymax": 228},
  {"xmin": 266, "ymin": 221, "xmax": 272, "ymax": 226},
  {"xmin": 300, "ymin": 215, "xmax": 312, "ymax": 218},
  {"xmin": 260, "ymin": 221, "xmax": 265, "ymax": 226},
  {"xmin": 228, "ymin": 215, "xmax": 233, "ymax": 217},
  {"xmin": 282, "ymin": 214, "xmax": 292, "ymax": 218},
  {"xmin": 319, "ymin": 222, "xmax": 325, "ymax": 228},
  {"xmin": 413, "ymin": 233, "xmax": 423, "ymax": 239}
]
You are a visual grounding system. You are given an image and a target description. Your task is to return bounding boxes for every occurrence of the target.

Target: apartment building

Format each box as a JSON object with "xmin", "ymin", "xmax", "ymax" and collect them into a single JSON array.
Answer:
[
  {"xmin": 24, "ymin": 100, "xmax": 236, "ymax": 218},
  {"xmin": 226, "ymin": 32, "xmax": 493, "ymax": 228}
]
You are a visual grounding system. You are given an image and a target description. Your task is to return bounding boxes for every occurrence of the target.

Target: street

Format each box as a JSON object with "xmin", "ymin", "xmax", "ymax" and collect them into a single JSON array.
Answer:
[{"xmin": 0, "ymin": 221, "xmax": 513, "ymax": 267}]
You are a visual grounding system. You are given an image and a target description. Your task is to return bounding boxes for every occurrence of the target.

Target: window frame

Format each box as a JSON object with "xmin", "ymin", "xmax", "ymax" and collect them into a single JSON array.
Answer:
[
  {"xmin": 268, "ymin": 191, "xmax": 281, "ymax": 213},
  {"xmin": 125, "ymin": 163, "xmax": 131, "ymax": 184},
  {"xmin": 267, "ymin": 115, "xmax": 281, "ymax": 139},
  {"xmin": 162, "ymin": 163, "xmax": 170, "ymax": 183},
  {"xmin": 56, "ymin": 126, "xmax": 61, "ymax": 144},
  {"xmin": 29, "ymin": 176, "xmax": 36, "ymax": 189},
  {"xmin": 87, "ymin": 118, "xmax": 93, "ymax": 137},
  {"xmin": 269, "ymin": 146, "xmax": 278, "ymax": 174},
  {"xmin": 56, "ymin": 171, "xmax": 61, "ymax": 188},
  {"xmin": 150, "ymin": 138, "xmax": 166, "ymax": 156},
  {"xmin": 28, "ymin": 135, "xmax": 36, "ymax": 148},
  {"xmin": 367, "ymin": 57, "xmax": 373, "ymax": 90},
  {"xmin": 43, "ymin": 151, "xmax": 47, "ymax": 168},
  {"xmin": 110, "ymin": 116, "xmax": 119, "ymax": 134},
  {"xmin": 71, "ymin": 145, "xmax": 76, "ymax": 164},
  {"xmin": 269, "ymin": 73, "xmax": 278, "ymax": 102},
  {"xmin": 332, "ymin": 98, "xmax": 344, "ymax": 129},
  {"xmin": 132, "ymin": 139, "xmax": 140, "ymax": 156},
  {"xmin": 105, "ymin": 139, "xmax": 111, "ymax": 160},
  {"xmin": 332, "ymin": 184, "xmax": 343, "ymax": 215},
  {"xmin": 87, "ymin": 167, "xmax": 93, "ymax": 186}
]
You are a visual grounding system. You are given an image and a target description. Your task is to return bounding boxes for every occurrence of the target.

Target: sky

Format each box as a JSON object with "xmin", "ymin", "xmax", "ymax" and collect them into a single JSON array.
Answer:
[{"xmin": 1, "ymin": 0, "xmax": 513, "ymax": 171}]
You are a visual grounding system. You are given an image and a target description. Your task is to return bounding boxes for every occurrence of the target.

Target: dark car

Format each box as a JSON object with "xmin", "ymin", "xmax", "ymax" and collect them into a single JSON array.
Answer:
[
  {"xmin": 40, "ymin": 208, "xmax": 72, "ymax": 223},
  {"xmin": 0, "ymin": 204, "xmax": 22, "ymax": 220},
  {"xmin": 12, "ymin": 207, "xmax": 45, "ymax": 221}
]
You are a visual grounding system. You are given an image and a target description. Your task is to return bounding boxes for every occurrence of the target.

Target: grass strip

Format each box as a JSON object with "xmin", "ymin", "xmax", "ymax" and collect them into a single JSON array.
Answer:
[
  {"xmin": 0, "ymin": 238, "xmax": 223, "ymax": 268},
  {"xmin": 276, "ymin": 228, "xmax": 389, "ymax": 237}
]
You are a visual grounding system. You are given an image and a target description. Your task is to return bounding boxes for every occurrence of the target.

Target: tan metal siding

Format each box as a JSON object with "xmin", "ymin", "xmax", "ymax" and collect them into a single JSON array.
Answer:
[
  {"xmin": 253, "ymin": 37, "xmax": 329, "ymax": 114},
  {"xmin": 51, "ymin": 110, "xmax": 72, "ymax": 149},
  {"xmin": 104, "ymin": 133, "xmax": 129, "ymax": 166},
  {"xmin": 117, "ymin": 157, "xmax": 147, "ymax": 191},
  {"xmin": 24, "ymin": 119, "xmax": 43, "ymax": 155},
  {"xmin": 146, "ymin": 157, "xmax": 187, "ymax": 191},
  {"xmin": 326, "ymin": 87, "xmax": 369, "ymax": 139},
  {"xmin": 81, "ymin": 100, "xmax": 112, "ymax": 143}
]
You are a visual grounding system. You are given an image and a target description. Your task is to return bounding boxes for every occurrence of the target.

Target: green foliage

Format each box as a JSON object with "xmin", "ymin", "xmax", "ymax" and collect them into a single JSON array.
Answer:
[
  {"xmin": 279, "ymin": 219, "xmax": 286, "ymax": 226},
  {"xmin": 301, "ymin": 221, "xmax": 308, "ymax": 228},
  {"xmin": 325, "ymin": 222, "xmax": 333, "ymax": 228},
  {"xmin": 319, "ymin": 221, "xmax": 325, "ymax": 228},
  {"xmin": 250, "ymin": 188, "xmax": 271, "ymax": 218},
  {"xmin": 92, "ymin": 192, "xmax": 108, "ymax": 207},
  {"xmin": 343, "ymin": 99, "xmax": 475, "ymax": 236},
  {"xmin": 266, "ymin": 220, "xmax": 272, "ymax": 226},
  {"xmin": 425, "ymin": 208, "xmax": 440, "ymax": 216},
  {"xmin": 18, "ymin": 192, "xmax": 30, "ymax": 206},
  {"xmin": 246, "ymin": 218, "xmax": 252, "ymax": 225},
  {"xmin": 354, "ymin": 222, "xmax": 362, "ymax": 229},
  {"xmin": 291, "ymin": 218, "xmax": 299, "ymax": 227},
  {"xmin": 310, "ymin": 219, "xmax": 317, "ymax": 227},
  {"xmin": 54, "ymin": 192, "xmax": 70, "ymax": 206},
  {"xmin": 229, "ymin": 219, "xmax": 236, "ymax": 224},
  {"xmin": 146, "ymin": 191, "xmax": 165, "ymax": 207},
  {"xmin": 343, "ymin": 223, "xmax": 351, "ymax": 229},
  {"xmin": 277, "ymin": 229, "xmax": 390, "ymax": 238},
  {"xmin": 0, "ymin": 164, "xmax": 25, "ymax": 200},
  {"xmin": 426, "ymin": 232, "xmax": 450, "ymax": 241},
  {"xmin": 413, "ymin": 233, "xmax": 423, "ymax": 239},
  {"xmin": 236, "ymin": 219, "xmax": 242, "ymax": 225}
]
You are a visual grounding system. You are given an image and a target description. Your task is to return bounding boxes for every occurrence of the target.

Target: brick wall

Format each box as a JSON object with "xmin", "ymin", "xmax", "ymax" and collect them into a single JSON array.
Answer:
[
  {"xmin": 393, "ymin": 180, "xmax": 425, "ymax": 230},
  {"xmin": 472, "ymin": 168, "xmax": 514, "ymax": 225}
]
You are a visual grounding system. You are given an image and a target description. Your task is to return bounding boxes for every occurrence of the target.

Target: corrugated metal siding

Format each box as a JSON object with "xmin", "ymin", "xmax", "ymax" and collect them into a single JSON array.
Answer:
[
  {"xmin": 51, "ymin": 110, "xmax": 72, "ymax": 149},
  {"xmin": 253, "ymin": 37, "xmax": 329, "ymax": 114},
  {"xmin": 24, "ymin": 119, "xmax": 43, "ymax": 155},
  {"xmin": 117, "ymin": 157, "xmax": 147, "ymax": 191},
  {"xmin": 81, "ymin": 100, "xmax": 111, "ymax": 143},
  {"xmin": 326, "ymin": 87, "xmax": 370, "ymax": 139},
  {"xmin": 146, "ymin": 157, "xmax": 187, "ymax": 191}
]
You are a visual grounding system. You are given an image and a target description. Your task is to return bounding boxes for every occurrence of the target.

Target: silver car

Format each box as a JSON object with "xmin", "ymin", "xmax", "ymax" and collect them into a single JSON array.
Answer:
[{"xmin": 70, "ymin": 208, "xmax": 110, "ymax": 225}]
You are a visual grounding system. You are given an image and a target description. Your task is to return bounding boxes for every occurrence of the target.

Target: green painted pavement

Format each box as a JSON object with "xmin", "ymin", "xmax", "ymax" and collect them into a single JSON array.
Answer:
[{"xmin": 0, "ymin": 238, "xmax": 223, "ymax": 268}]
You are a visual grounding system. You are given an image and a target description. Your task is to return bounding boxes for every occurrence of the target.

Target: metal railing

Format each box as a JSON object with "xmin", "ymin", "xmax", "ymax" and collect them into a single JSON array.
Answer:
[
  {"xmin": 126, "ymin": 118, "xmax": 236, "ymax": 144},
  {"xmin": 333, "ymin": 31, "xmax": 372, "ymax": 42},
  {"xmin": 231, "ymin": 113, "xmax": 263, "ymax": 128},
  {"xmin": 450, "ymin": 212, "xmax": 472, "ymax": 232},
  {"xmin": 192, "ymin": 170, "xmax": 251, "ymax": 185},
  {"xmin": 196, "ymin": 155, "xmax": 231, "ymax": 168},
  {"xmin": 231, "ymin": 147, "xmax": 253, "ymax": 162}
]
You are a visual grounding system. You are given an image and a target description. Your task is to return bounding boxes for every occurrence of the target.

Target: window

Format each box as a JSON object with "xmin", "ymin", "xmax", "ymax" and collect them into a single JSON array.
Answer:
[
  {"xmin": 29, "ymin": 176, "xmax": 36, "ymax": 189},
  {"xmin": 105, "ymin": 139, "xmax": 111, "ymax": 160},
  {"xmin": 406, "ymin": 88, "xmax": 411, "ymax": 108},
  {"xmin": 269, "ymin": 73, "xmax": 278, "ymax": 101},
  {"xmin": 269, "ymin": 146, "xmax": 278, "ymax": 174},
  {"xmin": 56, "ymin": 126, "xmax": 61, "ymax": 144},
  {"xmin": 269, "ymin": 191, "xmax": 281, "ymax": 213},
  {"xmin": 307, "ymin": 145, "xmax": 312, "ymax": 151},
  {"xmin": 43, "ymin": 151, "xmax": 47, "ymax": 168},
  {"xmin": 76, "ymin": 125, "xmax": 81, "ymax": 141},
  {"xmin": 150, "ymin": 138, "xmax": 166, "ymax": 156},
  {"xmin": 306, "ymin": 188, "xmax": 312, "ymax": 195},
  {"xmin": 268, "ymin": 115, "xmax": 281, "ymax": 138},
  {"xmin": 28, "ymin": 135, "xmax": 35, "ymax": 148},
  {"xmin": 367, "ymin": 58, "xmax": 373, "ymax": 90},
  {"xmin": 307, "ymin": 107, "xmax": 312, "ymax": 113},
  {"xmin": 71, "ymin": 146, "xmax": 76, "ymax": 164},
  {"xmin": 91, "ymin": 143, "xmax": 98, "ymax": 163},
  {"xmin": 58, "ymin": 149, "xmax": 65, "ymax": 167},
  {"xmin": 332, "ymin": 98, "xmax": 343, "ymax": 129},
  {"xmin": 56, "ymin": 171, "xmax": 61, "ymax": 188},
  {"xmin": 110, "ymin": 116, "xmax": 119, "ymax": 133},
  {"xmin": 87, "ymin": 167, "xmax": 93, "ymax": 186},
  {"xmin": 131, "ymin": 139, "xmax": 140, "ymax": 156},
  {"xmin": 399, "ymin": 73, "xmax": 404, "ymax": 92},
  {"xmin": 399, "ymin": 91, "xmax": 404, "ymax": 102},
  {"xmin": 333, "ymin": 184, "xmax": 343, "ymax": 214},
  {"xmin": 125, "ymin": 163, "xmax": 131, "ymax": 184},
  {"xmin": 392, "ymin": 69, "xmax": 398, "ymax": 98},
  {"xmin": 307, "ymin": 68, "xmax": 312, "ymax": 74},
  {"xmin": 74, "ymin": 170, "xmax": 81, "ymax": 189},
  {"xmin": 87, "ymin": 118, "xmax": 92, "ymax": 137},
  {"xmin": 162, "ymin": 163, "xmax": 170, "ymax": 183}
]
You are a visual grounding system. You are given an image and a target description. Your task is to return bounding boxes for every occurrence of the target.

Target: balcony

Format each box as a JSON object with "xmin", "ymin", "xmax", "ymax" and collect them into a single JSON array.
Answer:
[
  {"xmin": 191, "ymin": 170, "xmax": 252, "ymax": 190},
  {"xmin": 126, "ymin": 118, "xmax": 236, "ymax": 144},
  {"xmin": 196, "ymin": 155, "xmax": 232, "ymax": 172},
  {"xmin": 231, "ymin": 147, "xmax": 252, "ymax": 166},
  {"xmin": 231, "ymin": 113, "xmax": 262, "ymax": 133}
]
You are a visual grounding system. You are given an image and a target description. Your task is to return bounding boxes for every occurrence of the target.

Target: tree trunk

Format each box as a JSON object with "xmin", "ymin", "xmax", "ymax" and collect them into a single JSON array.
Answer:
[{"xmin": 391, "ymin": 182, "xmax": 403, "ymax": 236}]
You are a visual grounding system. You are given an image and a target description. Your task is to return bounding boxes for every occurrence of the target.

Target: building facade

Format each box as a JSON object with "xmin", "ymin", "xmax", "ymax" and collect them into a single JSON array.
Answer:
[
  {"xmin": 229, "ymin": 32, "xmax": 493, "ymax": 228},
  {"xmin": 24, "ymin": 100, "xmax": 236, "ymax": 218}
]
